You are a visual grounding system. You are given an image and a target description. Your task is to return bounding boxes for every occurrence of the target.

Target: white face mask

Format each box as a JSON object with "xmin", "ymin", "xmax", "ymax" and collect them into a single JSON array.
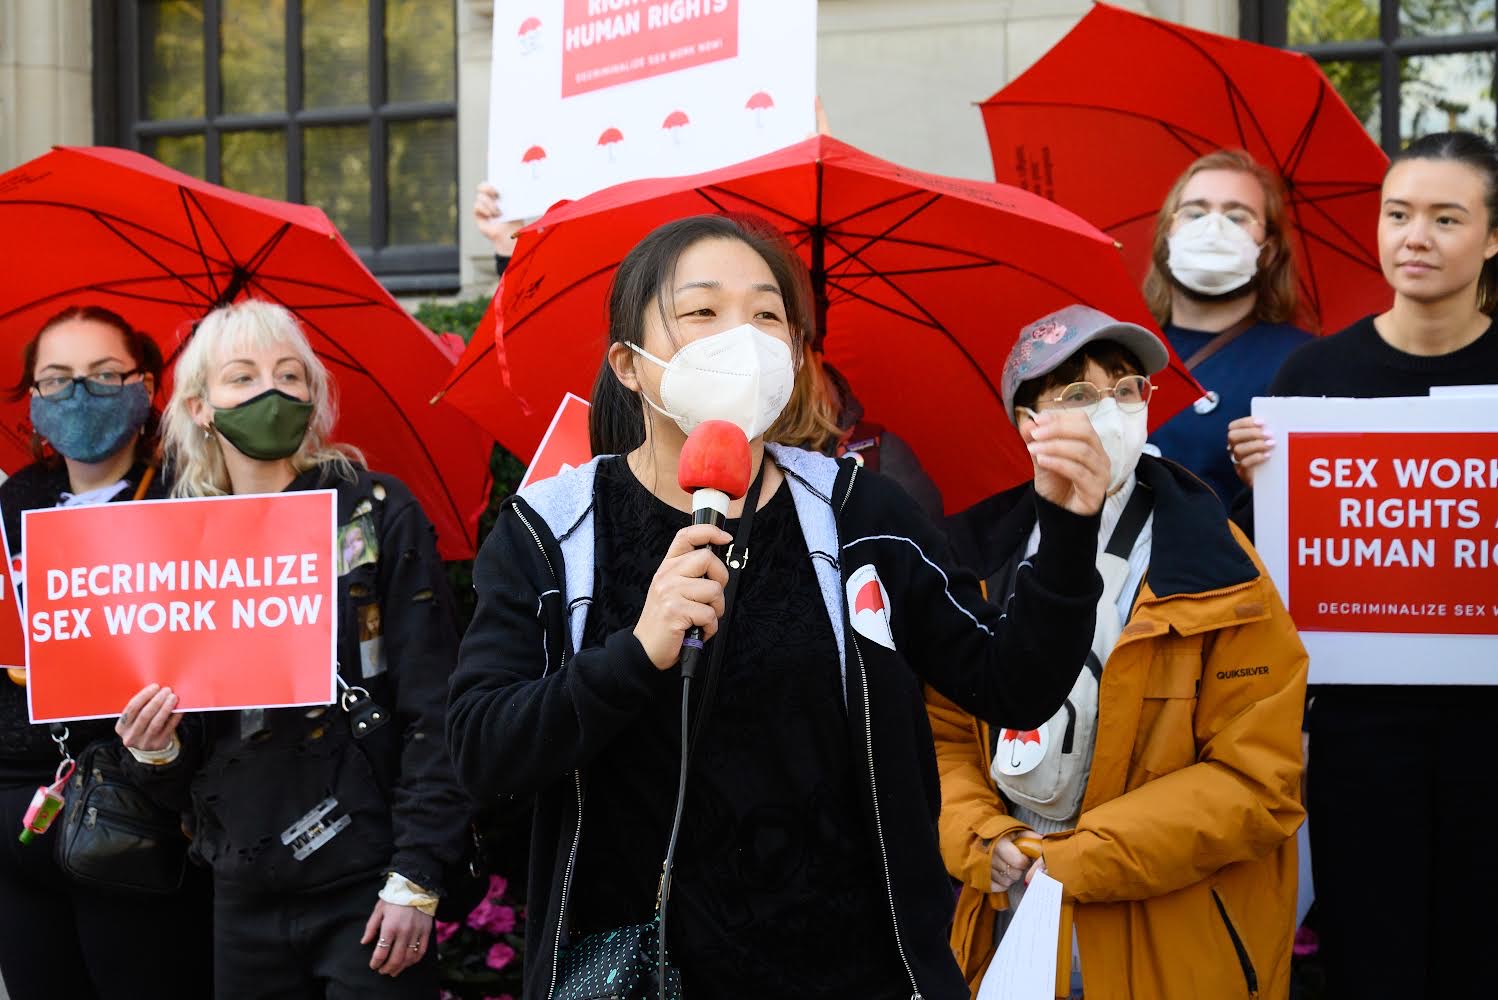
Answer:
[
  {"xmin": 1167, "ymin": 212, "xmax": 1262, "ymax": 294},
  {"xmin": 1087, "ymin": 398, "xmax": 1149, "ymax": 494},
  {"xmin": 629, "ymin": 323, "xmax": 795, "ymax": 440}
]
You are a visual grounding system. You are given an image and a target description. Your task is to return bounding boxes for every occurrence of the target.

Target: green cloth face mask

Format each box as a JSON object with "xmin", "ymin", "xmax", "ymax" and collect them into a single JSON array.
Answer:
[{"xmin": 211, "ymin": 388, "xmax": 314, "ymax": 461}]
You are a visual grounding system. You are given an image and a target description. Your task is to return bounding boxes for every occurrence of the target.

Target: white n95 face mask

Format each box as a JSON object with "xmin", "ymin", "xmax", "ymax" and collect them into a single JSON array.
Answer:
[
  {"xmin": 630, "ymin": 323, "xmax": 796, "ymax": 440},
  {"xmin": 1088, "ymin": 398, "xmax": 1150, "ymax": 494},
  {"xmin": 1167, "ymin": 212, "xmax": 1262, "ymax": 294}
]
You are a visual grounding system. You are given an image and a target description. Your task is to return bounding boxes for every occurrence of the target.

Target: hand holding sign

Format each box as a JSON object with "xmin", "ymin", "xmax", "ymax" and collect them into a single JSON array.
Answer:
[
  {"xmin": 116, "ymin": 683, "xmax": 181, "ymax": 753},
  {"xmin": 1227, "ymin": 415, "xmax": 1274, "ymax": 486}
]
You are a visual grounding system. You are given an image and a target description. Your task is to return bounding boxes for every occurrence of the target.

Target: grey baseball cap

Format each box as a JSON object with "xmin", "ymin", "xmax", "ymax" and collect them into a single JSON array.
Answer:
[{"xmin": 1000, "ymin": 304, "xmax": 1169, "ymax": 422}]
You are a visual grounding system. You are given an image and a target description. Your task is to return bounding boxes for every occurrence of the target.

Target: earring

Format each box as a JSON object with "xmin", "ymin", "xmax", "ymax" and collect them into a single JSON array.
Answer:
[{"xmin": 202, "ymin": 425, "xmax": 212, "ymax": 442}]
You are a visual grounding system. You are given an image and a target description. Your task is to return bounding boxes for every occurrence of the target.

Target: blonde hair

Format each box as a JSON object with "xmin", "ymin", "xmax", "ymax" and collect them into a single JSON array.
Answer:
[
  {"xmin": 764, "ymin": 342, "xmax": 843, "ymax": 453},
  {"xmin": 1142, "ymin": 149, "xmax": 1303, "ymax": 329},
  {"xmin": 162, "ymin": 299, "xmax": 363, "ymax": 497}
]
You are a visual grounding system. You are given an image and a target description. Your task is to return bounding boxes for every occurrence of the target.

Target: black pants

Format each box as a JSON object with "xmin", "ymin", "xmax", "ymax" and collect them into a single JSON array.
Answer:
[
  {"xmin": 1308, "ymin": 688, "xmax": 1498, "ymax": 999},
  {"xmin": 0, "ymin": 781, "xmax": 213, "ymax": 1000},
  {"xmin": 213, "ymin": 878, "xmax": 437, "ymax": 1000}
]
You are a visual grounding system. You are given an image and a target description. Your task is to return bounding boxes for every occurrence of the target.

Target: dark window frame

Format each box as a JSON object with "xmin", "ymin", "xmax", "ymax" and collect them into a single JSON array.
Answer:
[
  {"xmin": 1245, "ymin": 0, "xmax": 1498, "ymax": 152},
  {"xmin": 93, "ymin": 0, "xmax": 460, "ymax": 294}
]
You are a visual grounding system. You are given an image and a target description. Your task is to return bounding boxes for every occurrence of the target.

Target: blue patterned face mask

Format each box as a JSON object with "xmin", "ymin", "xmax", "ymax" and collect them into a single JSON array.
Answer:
[{"xmin": 29, "ymin": 381, "xmax": 151, "ymax": 464}]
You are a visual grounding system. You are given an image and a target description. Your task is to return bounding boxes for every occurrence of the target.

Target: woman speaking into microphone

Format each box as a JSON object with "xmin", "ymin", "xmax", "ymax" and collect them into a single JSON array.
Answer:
[{"xmin": 448, "ymin": 214, "xmax": 1111, "ymax": 1000}]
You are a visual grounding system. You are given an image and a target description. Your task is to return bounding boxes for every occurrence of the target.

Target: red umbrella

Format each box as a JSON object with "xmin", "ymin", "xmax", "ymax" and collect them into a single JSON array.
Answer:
[
  {"xmin": 980, "ymin": 2, "xmax": 1390, "ymax": 334},
  {"xmin": 0, "ymin": 146, "xmax": 492, "ymax": 558},
  {"xmin": 470, "ymin": 135, "xmax": 1201, "ymax": 513}
]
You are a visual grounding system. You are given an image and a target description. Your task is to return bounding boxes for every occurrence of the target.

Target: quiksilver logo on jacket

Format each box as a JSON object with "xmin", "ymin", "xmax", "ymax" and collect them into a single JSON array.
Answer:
[{"xmin": 1216, "ymin": 666, "xmax": 1269, "ymax": 680}]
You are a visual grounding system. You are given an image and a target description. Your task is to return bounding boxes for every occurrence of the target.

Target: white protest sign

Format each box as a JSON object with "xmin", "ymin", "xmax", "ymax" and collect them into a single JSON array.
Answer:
[
  {"xmin": 977, "ymin": 869, "xmax": 1063, "ymax": 1000},
  {"xmin": 487, "ymin": 0, "xmax": 817, "ymax": 220},
  {"xmin": 1253, "ymin": 395, "xmax": 1498, "ymax": 684}
]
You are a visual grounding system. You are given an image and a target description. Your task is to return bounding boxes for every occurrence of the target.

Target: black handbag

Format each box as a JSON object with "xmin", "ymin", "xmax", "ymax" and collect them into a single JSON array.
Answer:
[
  {"xmin": 53, "ymin": 737, "xmax": 190, "ymax": 895},
  {"xmin": 555, "ymin": 462, "xmax": 766, "ymax": 1000}
]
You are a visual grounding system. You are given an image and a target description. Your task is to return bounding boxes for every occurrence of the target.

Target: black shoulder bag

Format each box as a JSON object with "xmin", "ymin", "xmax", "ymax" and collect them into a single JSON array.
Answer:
[
  {"xmin": 52, "ymin": 731, "xmax": 190, "ymax": 894},
  {"xmin": 554, "ymin": 463, "xmax": 766, "ymax": 1000}
]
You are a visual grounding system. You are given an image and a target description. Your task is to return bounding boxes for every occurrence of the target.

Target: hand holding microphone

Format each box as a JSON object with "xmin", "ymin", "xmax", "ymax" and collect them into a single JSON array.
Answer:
[{"xmin": 633, "ymin": 422, "xmax": 752, "ymax": 673}]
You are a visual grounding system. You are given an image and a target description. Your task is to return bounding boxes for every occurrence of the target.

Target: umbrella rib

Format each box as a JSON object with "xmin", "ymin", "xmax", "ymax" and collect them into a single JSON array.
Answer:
[
  {"xmin": 985, "ymin": 101, "xmax": 1224, "ymax": 153},
  {"xmin": 1138, "ymin": 17, "xmax": 1284, "ymax": 170},
  {"xmin": 823, "ymin": 278, "xmax": 1006, "ymax": 409},
  {"xmin": 691, "ymin": 184, "xmax": 807, "ymax": 231},
  {"xmin": 820, "ymin": 193, "xmax": 947, "ymax": 277},
  {"xmin": 183, "ymin": 187, "xmax": 247, "ymax": 278},
  {"xmin": 88, "ymin": 212, "xmax": 220, "ymax": 310},
  {"xmin": 1280, "ymin": 83, "xmax": 1326, "ymax": 178},
  {"xmin": 0, "ymin": 199, "xmax": 239, "ymax": 270},
  {"xmin": 180, "ymin": 187, "xmax": 227, "ymax": 303},
  {"xmin": 0, "ymin": 273, "xmax": 227, "ymax": 323}
]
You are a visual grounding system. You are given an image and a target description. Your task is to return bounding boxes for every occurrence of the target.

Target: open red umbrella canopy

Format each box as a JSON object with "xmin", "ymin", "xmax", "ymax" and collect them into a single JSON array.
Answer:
[
  {"xmin": 981, "ymin": 2, "xmax": 1391, "ymax": 334},
  {"xmin": 463, "ymin": 135, "xmax": 1201, "ymax": 513},
  {"xmin": 0, "ymin": 146, "xmax": 491, "ymax": 558}
]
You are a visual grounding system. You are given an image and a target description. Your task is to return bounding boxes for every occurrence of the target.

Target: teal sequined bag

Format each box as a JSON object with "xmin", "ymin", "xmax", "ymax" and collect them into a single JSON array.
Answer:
[{"xmin": 554, "ymin": 923, "xmax": 683, "ymax": 1000}]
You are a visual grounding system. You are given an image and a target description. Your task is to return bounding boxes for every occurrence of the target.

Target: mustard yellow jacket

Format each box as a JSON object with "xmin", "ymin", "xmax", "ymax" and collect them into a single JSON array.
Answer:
[{"xmin": 932, "ymin": 458, "xmax": 1307, "ymax": 999}]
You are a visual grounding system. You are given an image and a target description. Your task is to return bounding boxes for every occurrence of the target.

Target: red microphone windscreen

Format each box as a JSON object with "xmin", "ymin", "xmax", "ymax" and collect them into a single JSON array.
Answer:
[{"xmin": 678, "ymin": 420, "xmax": 752, "ymax": 499}]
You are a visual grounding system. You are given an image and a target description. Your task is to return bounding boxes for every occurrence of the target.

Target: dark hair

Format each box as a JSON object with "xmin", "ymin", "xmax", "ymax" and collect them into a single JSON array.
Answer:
[
  {"xmin": 1013, "ymin": 340, "xmax": 1145, "ymax": 414},
  {"xmin": 1389, "ymin": 130, "xmax": 1498, "ymax": 314},
  {"xmin": 589, "ymin": 214, "xmax": 820, "ymax": 455},
  {"xmin": 7, "ymin": 305, "xmax": 166, "ymax": 464}
]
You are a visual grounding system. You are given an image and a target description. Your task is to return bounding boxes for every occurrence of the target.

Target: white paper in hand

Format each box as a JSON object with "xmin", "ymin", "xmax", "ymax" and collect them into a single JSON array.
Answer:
[{"xmin": 976, "ymin": 868, "xmax": 1063, "ymax": 1000}]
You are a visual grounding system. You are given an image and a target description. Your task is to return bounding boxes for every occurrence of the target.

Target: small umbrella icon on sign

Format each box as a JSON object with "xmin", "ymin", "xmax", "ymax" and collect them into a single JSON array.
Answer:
[
  {"xmin": 598, "ymin": 127, "xmax": 623, "ymax": 162},
  {"xmin": 521, "ymin": 145, "xmax": 546, "ymax": 179},
  {"xmin": 518, "ymin": 16, "xmax": 541, "ymax": 54},
  {"xmin": 662, "ymin": 110, "xmax": 689, "ymax": 146},
  {"xmin": 746, "ymin": 91, "xmax": 774, "ymax": 127}
]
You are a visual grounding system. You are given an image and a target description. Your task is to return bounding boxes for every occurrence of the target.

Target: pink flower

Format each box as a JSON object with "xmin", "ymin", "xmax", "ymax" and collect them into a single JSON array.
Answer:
[
  {"xmin": 1032, "ymin": 320, "xmax": 1068, "ymax": 344},
  {"xmin": 485, "ymin": 941, "xmax": 517, "ymax": 971},
  {"xmin": 435, "ymin": 920, "xmax": 460, "ymax": 944},
  {"xmin": 487, "ymin": 874, "xmax": 508, "ymax": 900},
  {"xmin": 466, "ymin": 898, "xmax": 518, "ymax": 934}
]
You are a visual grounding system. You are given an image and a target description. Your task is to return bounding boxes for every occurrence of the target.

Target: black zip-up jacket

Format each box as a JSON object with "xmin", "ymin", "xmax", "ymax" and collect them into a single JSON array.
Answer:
[
  {"xmin": 125, "ymin": 465, "xmax": 468, "ymax": 896},
  {"xmin": 447, "ymin": 445, "xmax": 1102, "ymax": 1000}
]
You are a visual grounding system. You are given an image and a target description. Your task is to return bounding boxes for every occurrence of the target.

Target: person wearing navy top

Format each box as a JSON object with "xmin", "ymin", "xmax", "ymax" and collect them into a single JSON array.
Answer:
[{"xmin": 1142, "ymin": 150, "xmax": 1313, "ymax": 505}]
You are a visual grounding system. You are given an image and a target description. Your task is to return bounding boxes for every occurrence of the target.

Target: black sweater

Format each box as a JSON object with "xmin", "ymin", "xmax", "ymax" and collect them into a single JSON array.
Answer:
[{"xmin": 447, "ymin": 446, "xmax": 1103, "ymax": 1000}]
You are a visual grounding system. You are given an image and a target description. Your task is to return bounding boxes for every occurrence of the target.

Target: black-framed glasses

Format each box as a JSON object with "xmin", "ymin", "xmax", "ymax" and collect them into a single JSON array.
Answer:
[
  {"xmin": 32, "ymin": 370, "xmax": 143, "ymax": 400},
  {"xmin": 1033, "ymin": 375, "xmax": 1154, "ymax": 414}
]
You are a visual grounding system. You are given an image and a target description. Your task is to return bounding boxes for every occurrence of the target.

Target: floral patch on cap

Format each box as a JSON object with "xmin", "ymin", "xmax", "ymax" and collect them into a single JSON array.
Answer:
[{"xmin": 1031, "ymin": 320, "xmax": 1068, "ymax": 344}]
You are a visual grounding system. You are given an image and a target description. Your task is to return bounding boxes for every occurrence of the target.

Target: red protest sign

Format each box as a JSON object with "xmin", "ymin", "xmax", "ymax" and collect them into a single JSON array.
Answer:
[
  {"xmin": 519, "ymin": 393, "xmax": 593, "ymax": 491},
  {"xmin": 561, "ymin": 0, "xmax": 738, "ymax": 97},
  {"xmin": 23, "ymin": 491, "xmax": 337, "ymax": 722},
  {"xmin": 1287, "ymin": 431, "xmax": 1498, "ymax": 635}
]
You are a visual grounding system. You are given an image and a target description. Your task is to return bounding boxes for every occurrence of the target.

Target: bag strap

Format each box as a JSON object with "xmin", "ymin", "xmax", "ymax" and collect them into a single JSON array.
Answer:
[
  {"xmin": 655, "ymin": 456, "xmax": 768, "ymax": 991},
  {"xmin": 1104, "ymin": 481, "xmax": 1153, "ymax": 560},
  {"xmin": 131, "ymin": 466, "xmax": 157, "ymax": 502},
  {"xmin": 1181, "ymin": 316, "xmax": 1255, "ymax": 371}
]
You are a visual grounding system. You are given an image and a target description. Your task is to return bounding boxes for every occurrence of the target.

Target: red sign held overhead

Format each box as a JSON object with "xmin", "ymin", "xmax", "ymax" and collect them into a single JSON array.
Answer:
[
  {"xmin": 561, "ymin": 0, "xmax": 738, "ymax": 97},
  {"xmin": 1286, "ymin": 431, "xmax": 1498, "ymax": 636},
  {"xmin": 23, "ymin": 491, "xmax": 338, "ymax": 722}
]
